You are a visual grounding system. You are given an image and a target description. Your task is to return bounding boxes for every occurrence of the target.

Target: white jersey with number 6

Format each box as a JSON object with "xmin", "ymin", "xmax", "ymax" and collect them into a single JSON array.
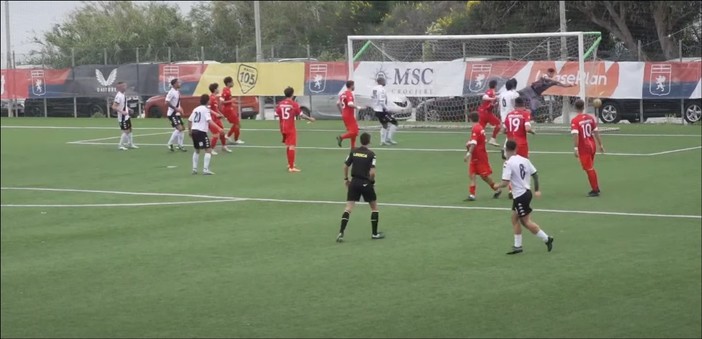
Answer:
[
  {"xmin": 501, "ymin": 155, "xmax": 537, "ymax": 199},
  {"xmin": 188, "ymin": 105, "xmax": 212, "ymax": 132},
  {"xmin": 499, "ymin": 90, "xmax": 520, "ymax": 121}
]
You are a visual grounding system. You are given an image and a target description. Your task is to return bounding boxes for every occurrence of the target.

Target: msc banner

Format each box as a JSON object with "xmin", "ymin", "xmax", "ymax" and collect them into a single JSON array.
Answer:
[
  {"xmin": 352, "ymin": 61, "xmax": 467, "ymax": 98},
  {"xmin": 193, "ymin": 63, "xmax": 305, "ymax": 97}
]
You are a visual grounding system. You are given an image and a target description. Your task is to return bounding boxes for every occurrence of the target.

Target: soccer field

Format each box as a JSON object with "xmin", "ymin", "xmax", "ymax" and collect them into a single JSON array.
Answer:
[{"xmin": 1, "ymin": 117, "xmax": 701, "ymax": 338}]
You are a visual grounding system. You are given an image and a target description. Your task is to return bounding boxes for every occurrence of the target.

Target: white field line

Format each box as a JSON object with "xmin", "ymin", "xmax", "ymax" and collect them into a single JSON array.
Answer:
[
  {"xmin": 2, "ymin": 125, "xmax": 701, "ymax": 138},
  {"xmin": 647, "ymin": 146, "xmax": 702, "ymax": 156},
  {"xmin": 67, "ymin": 132, "xmax": 172, "ymax": 144},
  {"xmin": 1, "ymin": 187, "xmax": 699, "ymax": 220},
  {"xmin": 66, "ymin": 141, "xmax": 652, "ymax": 156},
  {"xmin": 1, "ymin": 199, "xmax": 241, "ymax": 208}
]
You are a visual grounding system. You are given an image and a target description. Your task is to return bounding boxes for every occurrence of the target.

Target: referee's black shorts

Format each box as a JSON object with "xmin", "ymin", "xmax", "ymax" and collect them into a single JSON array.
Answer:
[
  {"xmin": 347, "ymin": 179, "xmax": 377, "ymax": 202},
  {"xmin": 512, "ymin": 190, "xmax": 533, "ymax": 217}
]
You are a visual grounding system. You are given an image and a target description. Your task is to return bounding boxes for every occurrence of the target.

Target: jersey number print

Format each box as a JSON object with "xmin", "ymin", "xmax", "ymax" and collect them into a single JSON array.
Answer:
[
  {"xmin": 519, "ymin": 164, "xmax": 526, "ymax": 180},
  {"xmin": 193, "ymin": 112, "xmax": 201, "ymax": 123},
  {"xmin": 581, "ymin": 122, "xmax": 593, "ymax": 137},
  {"xmin": 508, "ymin": 117, "xmax": 522, "ymax": 132},
  {"xmin": 281, "ymin": 107, "xmax": 291, "ymax": 119}
]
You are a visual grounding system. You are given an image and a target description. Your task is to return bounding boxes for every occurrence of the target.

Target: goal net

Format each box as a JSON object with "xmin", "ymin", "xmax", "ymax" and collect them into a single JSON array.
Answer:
[{"xmin": 347, "ymin": 32, "xmax": 603, "ymax": 129}]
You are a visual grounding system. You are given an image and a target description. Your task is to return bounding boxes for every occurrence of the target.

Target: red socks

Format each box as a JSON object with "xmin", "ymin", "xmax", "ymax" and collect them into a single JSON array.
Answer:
[
  {"xmin": 212, "ymin": 134, "xmax": 219, "ymax": 148},
  {"xmin": 287, "ymin": 148, "xmax": 296, "ymax": 169},
  {"xmin": 227, "ymin": 126, "xmax": 240, "ymax": 140},
  {"xmin": 220, "ymin": 134, "xmax": 226, "ymax": 146},
  {"xmin": 492, "ymin": 125, "xmax": 501, "ymax": 138},
  {"xmin": 469, "ymin": 185, "xmax": 476, "ymax": 196},
  {"xmin": 341, "ymin": 132, "xmax": 358, "ymax": 148},
  {"xmin": 586, "ymin": 169, "xmax": 599, "ymax": 191}
]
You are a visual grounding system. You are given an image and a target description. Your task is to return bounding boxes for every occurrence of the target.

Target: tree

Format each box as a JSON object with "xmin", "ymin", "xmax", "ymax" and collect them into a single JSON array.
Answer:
[{"xmin": 29, "ymin": 1, "xmax": 196, "ymax": 68}]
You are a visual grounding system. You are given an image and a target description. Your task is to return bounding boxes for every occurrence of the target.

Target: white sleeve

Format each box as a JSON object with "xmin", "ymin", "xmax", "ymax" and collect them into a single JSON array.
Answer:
[
  {"xmin": 205, "ymin": 111, "xmax": 212, "ymax": 122},
  {"xmin": 501, "ymin": 162, "xmax": 512, "ymax": 181},
  {"xmin": 165, "ymin": 91, "xmax": 173, "ymax": 103},
  {"xmin": 187, "ymin": 113, "xmax": 194, "ymax": 122}
]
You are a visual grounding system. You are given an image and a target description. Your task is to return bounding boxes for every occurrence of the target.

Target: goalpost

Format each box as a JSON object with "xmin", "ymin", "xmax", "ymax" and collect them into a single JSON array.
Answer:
[{"xmin": 347, "ymin": 32, "xmax": 602, "ymax": 127}]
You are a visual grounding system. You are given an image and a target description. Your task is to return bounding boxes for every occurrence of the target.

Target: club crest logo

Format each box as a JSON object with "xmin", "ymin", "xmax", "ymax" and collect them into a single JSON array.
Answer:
[
  {"xmin": 96, "ymin": 68, "xmax": 118, "ymax": 93},
  {"xmin": 237, "ymin": 64, "xmax": 258, "ymax": 94},
  {"xmin": 31, "ymin": 70, "xmax": 46, "ymax": 96},
  {"xmin": 649, "ymin": 64, "xmax": 671, "ymax": 96},
  {"xmin": 308, "ymin": 64, "xmax": 327, "ymax": 94},
  {"xmin": 163, "ymin": 65, "xmax": 179, "ymax": 92},
  {"xmin": 469, "ymin": 64, "xmax": 492, "ymax": 93}
]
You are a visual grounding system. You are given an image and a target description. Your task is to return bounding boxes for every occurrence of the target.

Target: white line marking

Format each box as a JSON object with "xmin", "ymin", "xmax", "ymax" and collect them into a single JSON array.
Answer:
[
  {"xmin": 0, "ymin": 200, "xmax": 243, "ymax": 208},
  {"xmin": 2, "ymin": 187, "xmax": 699, "ymax": 219},
  {"xmin": 2, "ymin": 125, "xmax": 700, "ymax": 137},
  {"xmin": 67, "ymin": 132, "xmax": 172, "ymax": 144},
  {"xmin": 647, "ymin": 146, "xmax": 702, "ymax": 156},
  {"xmin": 65, "ymin": 141, "xmax": 651, "ymax": 156}
]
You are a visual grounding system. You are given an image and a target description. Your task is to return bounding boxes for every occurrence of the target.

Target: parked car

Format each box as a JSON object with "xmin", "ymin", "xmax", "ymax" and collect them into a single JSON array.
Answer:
[
  {"xmin": 144, "ymin": 94, "xmax": 260, "ymax": 119},
  {"xmin": 293, "ymin": 93, "xmax": 413, "ymax": 121},
  {"xmin": 23, "ymin": 97, "xmax": 139, "ymax": 118},
  {"xmin": 597, "ymin": 98, "xmax": 701, "ymax": 124}
]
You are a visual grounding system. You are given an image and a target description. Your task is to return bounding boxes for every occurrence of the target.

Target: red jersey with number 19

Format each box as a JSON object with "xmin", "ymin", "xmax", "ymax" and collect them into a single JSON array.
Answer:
[
  {"xmin": 275, "ymin": 98, "xmax": 301, "ymax": 133},
  {"xmin": 504, "ymin": 108, "xmax": 532, "ymax": 144},
  {"xmin": 571, "ymin": 113, "xmax": 598, "ymax": 154}
]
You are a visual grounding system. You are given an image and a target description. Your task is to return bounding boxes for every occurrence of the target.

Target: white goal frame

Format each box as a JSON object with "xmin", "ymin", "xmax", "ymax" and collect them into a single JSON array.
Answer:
[{"xmin": 347, "ymin": 32, "xmax": 599, "ymax": 122}]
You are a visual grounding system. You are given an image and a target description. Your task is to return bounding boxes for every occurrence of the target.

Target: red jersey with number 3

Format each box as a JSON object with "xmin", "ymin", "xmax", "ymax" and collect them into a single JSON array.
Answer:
[
  {"xmin": 275, "ymin": 98, "xmax": 301, "ymax": 133},
  {"xmin": 339, "ymin": 90, "xmax": 356, "ymax": 119},
  {"xmin": 221, "ymin": 87, "xmax": 233, "ymax": 114},
  {"xmin": 467, "ymin": 123, "xmax": 488, "ymax": 163},
  {"xmin": 478, "ymin": 89, "xmax": 496, "ymax": 114},
  {"xmin": 504, "ymin": 108, "xmax": 531, "ymax": 144},
  {"xmin": 571, "ymin": 113, "xmax": 598, "ymax": 153}
]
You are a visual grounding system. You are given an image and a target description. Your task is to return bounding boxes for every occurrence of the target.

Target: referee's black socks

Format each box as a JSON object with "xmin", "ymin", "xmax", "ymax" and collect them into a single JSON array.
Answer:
[
  {"xmin": 371, "ymin": 211, "xmax": 379, "ymax": 235},
  {"xmin": 339, "ymin": 211, "xmax": 350, "ymax": 234}
]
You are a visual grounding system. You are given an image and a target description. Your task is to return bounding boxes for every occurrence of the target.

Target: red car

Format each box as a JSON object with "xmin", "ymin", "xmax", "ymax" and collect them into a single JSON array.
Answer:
[{"xmin": 144, "ymin": 94, "xmax": 260, "ymax": 119}]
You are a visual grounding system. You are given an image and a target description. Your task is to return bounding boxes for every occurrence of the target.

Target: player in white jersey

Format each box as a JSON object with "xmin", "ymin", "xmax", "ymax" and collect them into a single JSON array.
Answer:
[
  {"xmin": 371, "ymin": 77, "xmax": 398, "ymax": 146},
  {"xmin": 499, "ymin": 78, "xmax": 520, "ymax": 122},
  {"xmin": 112, "ymin": 82, "xmax": 137, "ymax": 150},
  {"xmin": 188, "ymin": 94, "xmax": 217, "ymax": 175},
  {"xmin": 493, "ymin": 139, "xmax": 554, "ymax": 255},
  {"xmin": 165, "ymin": 78, "xmax": 187, "ymax": 152}
]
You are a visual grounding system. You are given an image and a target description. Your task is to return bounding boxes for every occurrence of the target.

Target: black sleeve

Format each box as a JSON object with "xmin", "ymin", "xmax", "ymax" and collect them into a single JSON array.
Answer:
[{"xmin": 344, "ymin": 152, "xmax": 353, "ymax": 166}]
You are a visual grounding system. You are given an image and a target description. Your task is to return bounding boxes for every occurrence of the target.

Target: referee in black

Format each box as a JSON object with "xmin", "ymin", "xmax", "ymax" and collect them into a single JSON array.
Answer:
[{"xmin": 337, "ymin": 132, "xmax": 385, "ymax": 243}]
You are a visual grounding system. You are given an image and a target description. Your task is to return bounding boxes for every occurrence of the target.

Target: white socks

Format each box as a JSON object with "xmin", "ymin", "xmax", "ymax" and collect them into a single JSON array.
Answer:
[
  {"xmin": 119, "ymin": 132, "xmax": 128, "ymax": 147},
  {"xmin": 192, "ymin": 152, "xmax": 199, "ymax": 171},
  {"xmin": 204, "ymin": 153, "xmax": 212, "ymax": 171},
  {"xmin": 128, "ymin": 133, "xmax": 134, "ymax": 146},
  {"xmin": 177, "ymin": 130, "xmax": 184, "ymax": 146},
  {"xmin": 193, "ymin": 152, "xmax": 213, "ymax": 172},
  {"xmin": 388, "ymin": 124, "xmax": 397, "ymax": 142},
  {"xmin": 168, "ymin": 130, "xmax": 179, "ymax": 145},
  {"xmin": 380, "ymin": 128, "xmax": 388, "ymax": 143},
  {"xmin": 536, "ymin": 230, "xmax": 549, "ymax": 242},
  {"xmin": 514, "ymin": 234, "xmax": 522, "ymax": 247}
]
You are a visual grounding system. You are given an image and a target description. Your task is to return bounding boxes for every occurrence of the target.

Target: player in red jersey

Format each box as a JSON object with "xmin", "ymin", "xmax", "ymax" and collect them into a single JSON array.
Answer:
[
  {"xmin": 336, "ymin": 80, "xmax": 359, "ymax": 149},
  {"xmin": 570, "ymin": 99, "xmax": 605, "ymax": 197},
  {"xmin": 503, "ymin": 97, "xmax": 535, "ymax": 159},
  {"xmin": 464, "ymin": 112, "xmax": 503, "ymax": 201},
  {"xmin": 221, "ymin": 76, "xmax": 244, "ymax": 145},
  {"xmin": 478, "ymin": 80, "xmax": 502, "ymax": 147},
  {"xmin": 275, "ymin": 87, "xmax": 316, "ymax": 172},
  {"xmin": 207, "ymin": 83, "xmax": 231, "ymax": 155}
]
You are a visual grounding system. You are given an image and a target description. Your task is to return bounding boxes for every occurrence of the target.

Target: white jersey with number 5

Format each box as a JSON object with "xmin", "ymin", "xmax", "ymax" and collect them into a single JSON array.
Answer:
[
  {"xmin": 502, "ymin": 155, "xmax": 537, "ymax": 199},
  {"xmin": 499, "ymin": 90, "xmax": 520, "ymax": 121},
  {"xmin": 188, "ymin": 105, "xmax": 212, "ymax": 132}
]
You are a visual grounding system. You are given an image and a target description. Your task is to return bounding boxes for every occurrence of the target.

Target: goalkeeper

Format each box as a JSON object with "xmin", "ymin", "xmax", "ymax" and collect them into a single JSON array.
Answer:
[
  {"xmin": 371, "ymin": 77, "xmax": 398, "ymax": 146},
  {"xmin": 520, "ymin": 68, "xmax": 575, "ymax": 112}
]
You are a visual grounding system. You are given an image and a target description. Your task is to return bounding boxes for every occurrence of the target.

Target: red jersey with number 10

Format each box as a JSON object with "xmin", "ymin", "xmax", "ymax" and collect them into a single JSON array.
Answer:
[
  {"xmin": 275, "ymin": 98, "xmax": 302, "ymax": 133},
  {"xmin": 504, "ymin": 108, "xmax": 532, "ymax": 144},
  {"xmin": 478, "ymin": 88, "xmax": 496, "ymax": 114},
  {"xmin": 571, "ymin": 113, "xmax": 598, "ymax": 152},
  {"xmin": 339, "ymin": 90, "xmax": 355, "ymax": 118}
]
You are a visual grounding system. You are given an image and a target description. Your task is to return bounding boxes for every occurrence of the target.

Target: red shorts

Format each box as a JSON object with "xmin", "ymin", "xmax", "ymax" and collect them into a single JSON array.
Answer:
[
  {"xmin": 478, "ymin": 111, "xmax": 500, "ymax": 127},
  {"xmin": 223, "ymin": 109, "xmax": 239, "ymax": 124},
  {"xmin": 209, "ymin": 116, "xmax": 224, "ymax": 134},
  {"xmin": 516, "ymin": 142, "xmax": 529, "ymax": 158},
  {"xmin": 469, "ymin": 160, "xmax": 492, "ymax": 176},
  {"xmin": 343, "ymin": 116, "xmax": 359, "ymax": 134},
  {"xmin": 578, "ymin": 150, "xmax": 596, "ymax": 170},
  {"xmin": 282, "ymin": 131, "xmax": 297, "ymax": 146}
]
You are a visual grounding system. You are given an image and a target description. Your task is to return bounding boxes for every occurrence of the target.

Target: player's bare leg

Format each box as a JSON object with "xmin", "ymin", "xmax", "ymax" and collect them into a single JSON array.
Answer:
[
  {"xmin": 519, "ymin": 215, "xmax": 554, "ymax": 252},
  {"xmin": 227, "ymin": 121, "xmax": 244, "ymax": 144},
  {"xmin": 287, "ymin": 145, "xmax": 301, "ymax": 172},
  {"xmin": 506, "ymin": 211, "xmax": 524, "ymax": 254},
  {"xmin": 337, "ymin": 201, "xmax": 356, "ymax": 243},
  {"xmin": 210, "ymin": 132, "xmax": 220, "ymax": 155},
  {"xmin": 203, "ymin": 147, "xmax": 215, "ymax": 175},
  {"xmin": 488, "ymin": 122, "xmax": 501, "ymax": 147},
  {"xmin": 479, "ymin": 175, "xmax": 502, "ymax": 199},
  {"xmin": 369, "ymin": 200, "xmax": 384, "ymax": 239}
]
